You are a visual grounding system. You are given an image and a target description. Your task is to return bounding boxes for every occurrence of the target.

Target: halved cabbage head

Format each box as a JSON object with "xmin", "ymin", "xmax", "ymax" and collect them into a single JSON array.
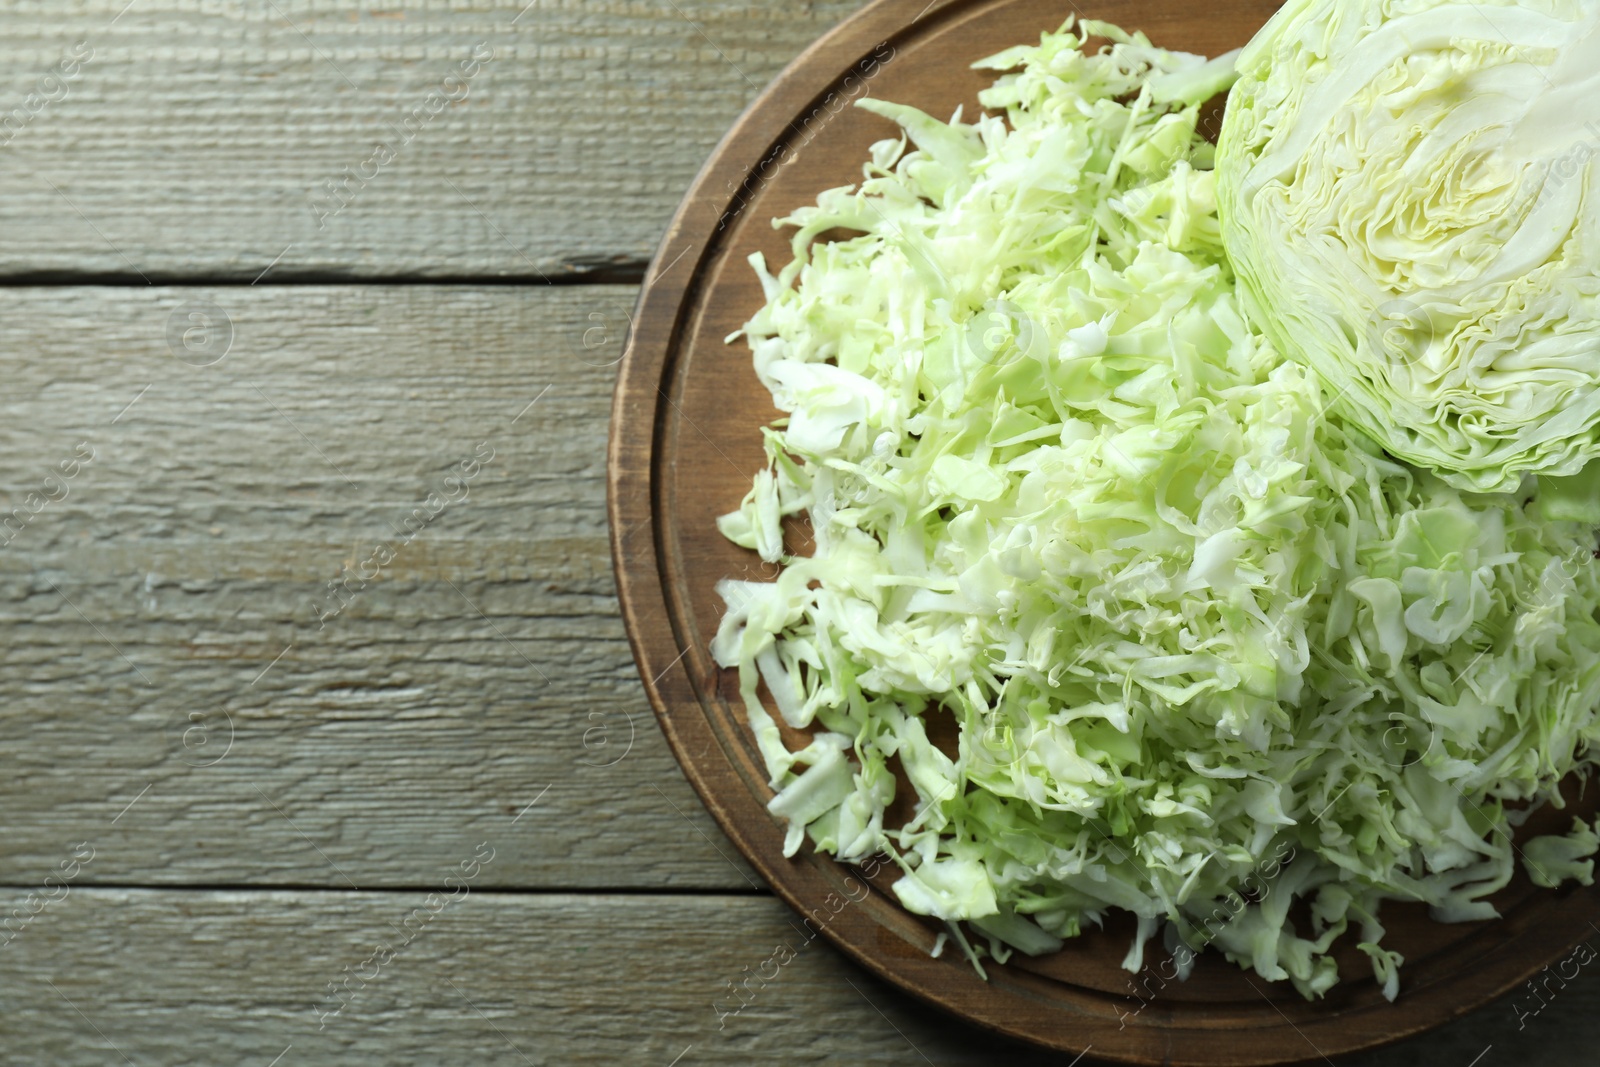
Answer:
[{"xmin": 1217, "ymin": 0, "xmax": 1600, "ymax": 497}]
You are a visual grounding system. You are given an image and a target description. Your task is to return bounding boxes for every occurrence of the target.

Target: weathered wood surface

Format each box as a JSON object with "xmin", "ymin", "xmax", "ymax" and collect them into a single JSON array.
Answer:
[
  {"xmin": 0, "ymin": 0, "xmax": 869, "ymax": 280},
  {"xmin": 0, "ymin": 888, "xmax": 1588, "ymax": 1066},
  {"xmin": 0, "ymin": 283, "xmax": 760, "ymax": 890},
  {"xmin": 0, "ymin": 1, "xmax": 1589, "ymax": 1063}
]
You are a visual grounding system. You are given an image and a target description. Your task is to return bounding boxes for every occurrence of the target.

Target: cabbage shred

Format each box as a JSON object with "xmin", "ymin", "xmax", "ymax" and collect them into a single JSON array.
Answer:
[{"xmin": 711, "ymin": 18, "xmax": 1600, "ymax": 999}]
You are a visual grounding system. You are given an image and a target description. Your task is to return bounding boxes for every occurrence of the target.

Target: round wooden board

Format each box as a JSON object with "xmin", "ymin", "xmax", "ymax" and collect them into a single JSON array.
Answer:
[{"xmin": 608, "ymin": 0, "xmax": 1600, "ymax": 1062}]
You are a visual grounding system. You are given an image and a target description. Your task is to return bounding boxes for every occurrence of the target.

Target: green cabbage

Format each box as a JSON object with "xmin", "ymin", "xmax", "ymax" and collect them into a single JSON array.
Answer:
[
  {"xmin": 1217, "ymin": 0, "xmax": 1600, "ymax": 498},
  {"xmin": 714, "ymin": 17, "xmax": 1600, "ymax": 1000}
]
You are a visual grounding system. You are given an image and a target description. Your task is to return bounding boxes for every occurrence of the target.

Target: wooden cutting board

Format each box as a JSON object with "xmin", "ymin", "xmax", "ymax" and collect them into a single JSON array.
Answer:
[{"xmin": 608, "ymin": 0, "xmax": 1600, "ymax": 1061}]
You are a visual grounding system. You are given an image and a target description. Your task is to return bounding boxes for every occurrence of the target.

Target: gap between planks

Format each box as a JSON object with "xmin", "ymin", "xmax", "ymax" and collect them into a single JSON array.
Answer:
[
  {"xmin": 0, "ymin": 265, "xmax": 652, "ymax": 287},
  {"xmin": 0, "ymin": 882, "xmax": 771, "ymax": 896}
]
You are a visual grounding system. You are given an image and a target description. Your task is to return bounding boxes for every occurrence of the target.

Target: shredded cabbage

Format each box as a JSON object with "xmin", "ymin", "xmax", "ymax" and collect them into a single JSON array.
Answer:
[
  {"xmin": 1217, "ymin": 0, "xmax": 1600, "ymax": 498},
  {"xmin": 713, "ymin": 18, "xmax": 1600, "ymax": 1000}
]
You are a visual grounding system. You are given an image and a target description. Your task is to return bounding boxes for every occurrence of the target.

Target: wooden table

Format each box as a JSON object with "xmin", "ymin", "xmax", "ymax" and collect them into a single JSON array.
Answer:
[{"xmin": 0, "ymin": 3, "xmax": 1589, "ymax": 1063}]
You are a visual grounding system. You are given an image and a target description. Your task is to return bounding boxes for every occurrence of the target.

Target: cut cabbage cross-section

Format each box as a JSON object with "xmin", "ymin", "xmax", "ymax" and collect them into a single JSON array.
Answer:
[{"xmin": 1217, "ymin": 0, "xmax": 1600, "ymax": 498}]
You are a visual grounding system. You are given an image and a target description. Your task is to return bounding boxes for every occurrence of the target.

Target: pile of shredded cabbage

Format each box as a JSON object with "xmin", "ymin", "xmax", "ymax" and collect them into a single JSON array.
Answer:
[{"xmin": 711, "ymin": 18, "xmax": 1600, "ymax": 1000}]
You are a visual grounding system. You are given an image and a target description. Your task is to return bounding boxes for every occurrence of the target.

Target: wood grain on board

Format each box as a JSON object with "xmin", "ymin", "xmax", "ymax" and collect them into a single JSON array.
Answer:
[{"xmin": 609, "ymin": 0, "xmax": 1600, "ymax": 1062}]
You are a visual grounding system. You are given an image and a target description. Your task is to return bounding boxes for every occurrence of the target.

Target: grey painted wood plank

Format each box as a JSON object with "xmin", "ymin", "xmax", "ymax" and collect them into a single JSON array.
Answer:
[
  {"xmin": 0, "ymin": 0, "xmax": 869, "ymax": 279},
  {"xmin": 0, "ymin": 887, "xmax": 1590, "ymax": 1066},
  {"xmin": 0, "ymin": 282, "xmax": 760, "ymax": 889}
]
